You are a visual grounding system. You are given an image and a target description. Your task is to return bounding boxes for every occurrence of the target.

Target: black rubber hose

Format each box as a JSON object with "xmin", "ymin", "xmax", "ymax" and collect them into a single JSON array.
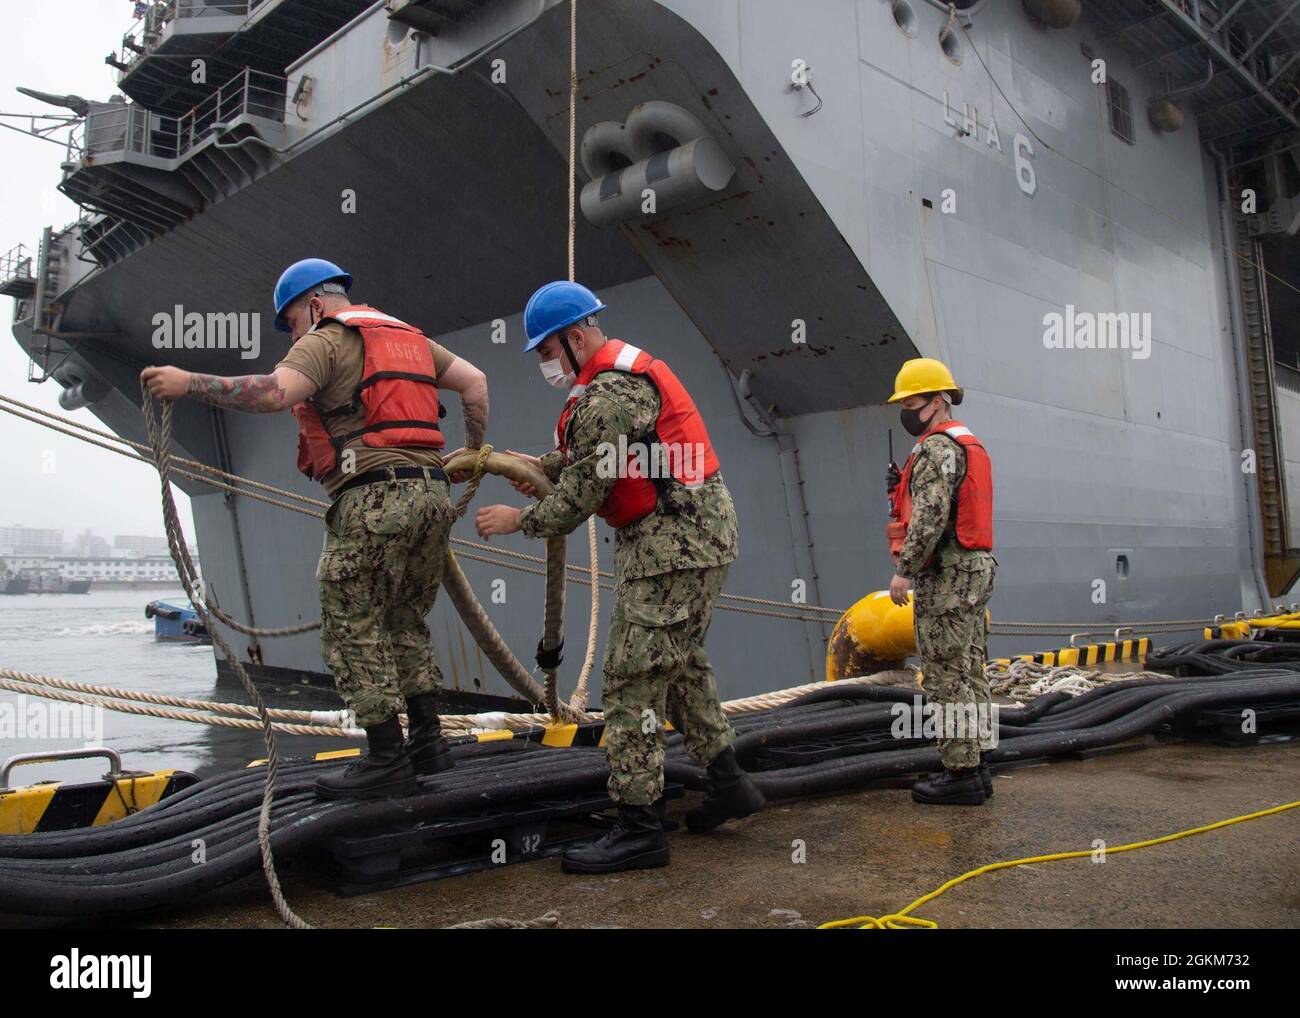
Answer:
[
  {"xmin": 0, "ymin": 740, "xmax": 574, "ymax": 861},
  {"xmin": 5, "ymin": 671, "xmax": 1297, "ymax": 915},
  {"xmin": 0, "ymin": 746, "xmax": 618, "ymax": 876},
  {"xmin": 749, "ymin": 674, "xmax": 1300, "ymax": 800},
  {"xmin": 0, "ymin": 752, "xmax": 618, "ymax": 915}
]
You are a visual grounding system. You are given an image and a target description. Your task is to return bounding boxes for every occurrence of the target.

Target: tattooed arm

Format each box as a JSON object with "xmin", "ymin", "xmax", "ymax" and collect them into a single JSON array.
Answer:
[
  {"xmin": 141, "ymin": 365, "xmax": 317, "ymax": 412},
  {"xmin": 437, "ymin": 356, "xmax": 489, "ymax": 449}
]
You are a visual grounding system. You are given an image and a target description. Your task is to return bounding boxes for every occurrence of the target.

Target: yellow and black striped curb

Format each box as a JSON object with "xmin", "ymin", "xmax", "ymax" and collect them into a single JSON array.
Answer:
[
  {"xmin": 991, "ymin": 636, "xmax": 1150, "ymax": 669},
  {"xmin": 0, "ymin": 770, "xmax": 198, "ymax": 836}
]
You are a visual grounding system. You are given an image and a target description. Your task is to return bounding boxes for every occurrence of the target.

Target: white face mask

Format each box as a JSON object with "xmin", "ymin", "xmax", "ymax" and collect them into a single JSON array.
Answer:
[{"xmin": 539, "ymin": 357, "xmax": 576, "ymax": 390}]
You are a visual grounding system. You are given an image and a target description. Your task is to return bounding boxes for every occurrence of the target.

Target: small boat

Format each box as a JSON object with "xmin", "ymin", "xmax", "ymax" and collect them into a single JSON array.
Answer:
[
  {"xmin": 20, "ymin": 570, "xmax": 92, "ymax": 595},
  {"xmin": 0, "ymin": 560, "xmax": 29, "ymax": 595},
  {"xmin": 144, "ymin": 599, "xmax": 210, "ymax": 644}
]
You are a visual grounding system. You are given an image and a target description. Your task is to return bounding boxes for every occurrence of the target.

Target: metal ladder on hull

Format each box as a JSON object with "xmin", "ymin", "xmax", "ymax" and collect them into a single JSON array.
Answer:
[{"xmin": 1232, "ymin": 197, "xmax": 1300, "ymax": 593}]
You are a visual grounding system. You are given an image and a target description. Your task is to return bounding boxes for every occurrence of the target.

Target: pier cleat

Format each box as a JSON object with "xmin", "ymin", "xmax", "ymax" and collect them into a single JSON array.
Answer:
[
  {"xmin": 315, "ymin": 717, "xmax": 419, "ymax": 800},
  {"xmin": 404, "ymin": 694, "xmax": 454, "ymax": 776},
  {"xmin": 685, "ymin": 746, "xmax": 766, "ymax": 833},
  {"xmin": 560, "ymin": 804, "xmax": 670, "ymax": 874},
  {"xmin": 911, "ymin": 767, "xmax": 987, "ymax": 806}
]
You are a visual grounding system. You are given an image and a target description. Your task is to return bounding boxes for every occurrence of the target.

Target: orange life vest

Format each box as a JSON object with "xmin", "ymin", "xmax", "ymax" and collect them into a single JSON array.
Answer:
[
  {"xmin": 293, "ymin": 305, "xmax": 444, "ymax": 482},
  {"xmin": 887, "ymin": 419, "xmax": 993, "ymax": 565},
  {"xmin": 555, "ymin": 339, "xmax": 720, "ymax": 529}
]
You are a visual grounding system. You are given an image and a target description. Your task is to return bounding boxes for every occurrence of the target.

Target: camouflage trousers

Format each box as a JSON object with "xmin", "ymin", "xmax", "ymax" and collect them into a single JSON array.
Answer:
[
  {"xmin": 914, "ymin": 553, "xmax": 998, "ymax": 770},
  {"xmin": 601, "ymin": 565, "xmax": 736, "ymax": 806},
  {"xmin": 317, "ymin": 474, "xmax": 452, "ymax": 728}
]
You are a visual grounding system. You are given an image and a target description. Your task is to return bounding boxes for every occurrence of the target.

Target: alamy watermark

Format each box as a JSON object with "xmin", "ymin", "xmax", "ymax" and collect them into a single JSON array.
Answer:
[
  {"xmin": 890, "ymin": 695, "xmax": 1000, "ymax": 747},
  {"xmin": 0, "ymin": 696, "xmax": 104, "ymax": 743},
  {"xmin": 595, "ymin": 437, "xmax": 707, "ymax": 487},
  {"xmin": 152, "ymin": 305, "xmax": 261, "ymax": 360},
  {"xmin": 1042, "ymin": 304, "xmax": 1151, "ymax": 360},
  {"xmin": 50, "ymin": 950, "xmax": 151, "ymax": 998}
]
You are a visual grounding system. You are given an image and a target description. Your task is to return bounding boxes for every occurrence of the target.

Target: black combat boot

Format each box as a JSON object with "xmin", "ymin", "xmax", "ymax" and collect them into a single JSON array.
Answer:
[
  {"xmin": 979, "ymin": 752, "xmax": 994, "ymax": 798},
  {"xmin": 404, "ymin": 693, "xmax": 454, "ymax": 775},
  {"xmin": 911, "ymin": 767, "xmax": 987, "ymax": 805},
  {"xmin": 685, "ymin": 746, "xmax": 766, "ymax": 833},
  {"xmin": 314, "ymin": 716, "xmax": 419, "ymax": 800},
  {"xmin": 560, "ymin": 804, "xmax": 670, "ymax": 874}
]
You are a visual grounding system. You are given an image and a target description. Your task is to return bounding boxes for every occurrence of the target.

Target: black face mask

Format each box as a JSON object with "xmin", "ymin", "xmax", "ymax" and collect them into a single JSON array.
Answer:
[{"xmin": 900, "ymin": 400, "xmax": 936, "ymax": 437}]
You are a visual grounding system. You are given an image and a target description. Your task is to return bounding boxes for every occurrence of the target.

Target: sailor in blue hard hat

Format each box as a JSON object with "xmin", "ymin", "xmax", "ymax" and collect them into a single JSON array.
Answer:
[
  {"xmin": 143, "ymin": 257, "xmax": 492, "ymax": 802},
  {"xmin": 476, "ymin": 279, "xmax": 761, "ymax": 875},
  {"xmin": 272, "ymin": 257, "xmax": 354, "ymax": 335},
  {"xmin": 523, "ymin": 279, "xmax": 608, "ymax": 389}
]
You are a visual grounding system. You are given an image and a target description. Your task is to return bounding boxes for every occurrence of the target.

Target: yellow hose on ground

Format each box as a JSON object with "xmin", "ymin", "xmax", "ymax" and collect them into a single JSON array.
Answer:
[{"xmin": 819, "ymin": 799, "xmax": 1300, "ymax": 929}]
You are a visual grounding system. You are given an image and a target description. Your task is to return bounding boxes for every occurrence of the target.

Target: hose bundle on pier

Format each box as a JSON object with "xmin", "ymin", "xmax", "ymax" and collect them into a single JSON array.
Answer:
[{"xmin": 1, "ymin": 669, "xmax": 1295, "ymax": 918}]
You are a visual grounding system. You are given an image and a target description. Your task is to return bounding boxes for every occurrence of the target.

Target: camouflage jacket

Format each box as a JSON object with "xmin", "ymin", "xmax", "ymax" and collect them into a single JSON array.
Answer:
[
  {"xmin": 896, "ymin": 432, "xmax": 992, "ymax": 578},
  {"xmin": 518, "ymin": 371, "xmax": 738, "ymax": 581}
]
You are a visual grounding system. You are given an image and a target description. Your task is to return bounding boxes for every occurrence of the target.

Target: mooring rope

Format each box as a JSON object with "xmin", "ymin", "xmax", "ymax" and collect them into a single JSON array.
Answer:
[
  {"xmin": 0, "ymin": 666, "xmax": 351, "ymax": 725},
  {"xmin": 983, "ymin": 658, "xmax": 1177, "ymax": 701},
  {"xmin": 142, "ymin": 382, "xmax": 309, "ymax": 929},
  {"xmin": 0, "ymin": 671, "xmax": 364, "ymax": 737},
  {"xmin": 554, "ymin": 0, "xmax": 599, "ymax": 718},
  {"xmin": 0, "ymin": 664, "xmax": 918, "ymax": 738}
]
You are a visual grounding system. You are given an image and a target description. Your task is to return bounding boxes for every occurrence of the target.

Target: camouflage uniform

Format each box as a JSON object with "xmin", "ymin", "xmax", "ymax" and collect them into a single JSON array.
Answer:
[
  {"xmin": 896, "ymin": 432, "xmax": 998, "ymax": 771},
  {"xmin": 318, "ymin": 471, "xmax": 453, "ymax": 728},
  {"xmin": 519, "ymin": 370, "xmax": 739, "ymax": 805}
]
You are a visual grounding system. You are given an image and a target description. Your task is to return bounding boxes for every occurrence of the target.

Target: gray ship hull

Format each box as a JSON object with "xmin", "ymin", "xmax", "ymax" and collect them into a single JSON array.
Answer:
[{"xmin": 11, "ymin": 0, "xmax": 1297, "ymax": 705}]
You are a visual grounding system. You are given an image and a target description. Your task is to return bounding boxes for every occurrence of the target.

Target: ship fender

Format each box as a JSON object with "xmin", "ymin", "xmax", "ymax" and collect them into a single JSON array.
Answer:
[
  {"xmin": 826, "ymin": 590, "xmax": 918, "ymax": 681},
  {"xmin": 53, "ymin": 365, "xmax": 109, "ymax": 412},
  {"xmin": 579, "ymin": 101, "xmax": 735, "ymax": 228}
]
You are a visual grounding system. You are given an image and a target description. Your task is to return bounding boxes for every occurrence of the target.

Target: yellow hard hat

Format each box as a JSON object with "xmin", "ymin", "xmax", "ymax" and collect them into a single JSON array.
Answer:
[{"xmin": 887, "ymin": 357, "xmax": 964, "ymax": 405}]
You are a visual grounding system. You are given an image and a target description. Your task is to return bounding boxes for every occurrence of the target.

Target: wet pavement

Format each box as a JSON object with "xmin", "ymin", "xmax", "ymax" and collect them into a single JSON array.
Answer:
[{"xmin": 126, "ymin": 736, "xmax": 1299, "ymax": 930}]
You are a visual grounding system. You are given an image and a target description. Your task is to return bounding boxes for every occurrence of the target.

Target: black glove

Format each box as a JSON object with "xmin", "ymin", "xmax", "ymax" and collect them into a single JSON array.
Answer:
[{"xmin": 886, "ymin": 461, "xmax": 900, "ymax": 492}]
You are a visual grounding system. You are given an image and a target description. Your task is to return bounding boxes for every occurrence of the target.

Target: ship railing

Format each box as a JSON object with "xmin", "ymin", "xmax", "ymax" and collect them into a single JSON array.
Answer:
[
  {"xmin": 67, "ymin": 69, "xmax": 288, "ymax": 166},
  {"xmin": 0, "ymin": 244, "xmax": 35, "ymax": 290},
  {"xmin": 175, "ymin": 0, "xmax": 267, "ymax": 17},
  {"xmin": 114, "ymin": 2, "xmax": 269, "ymax": 77},
  {"xmin": 174, "ymin": 68, "xmax": 287, "ymax": 156},
  {"xmin": 114, "ymin": 1, "xmax": 177, "ymax": 77}
]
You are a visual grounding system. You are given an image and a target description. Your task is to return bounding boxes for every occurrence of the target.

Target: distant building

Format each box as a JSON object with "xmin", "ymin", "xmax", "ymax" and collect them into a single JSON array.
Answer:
[
  {"xmin": 2, "ymin": 554, "xmax": 196, "ymax": 583},
  {"xmin": 113, "ymin": 534, "xmax": 171, "ymax": 556},
  {"xmin": 0, "ymin": 525, "xmax": 63, "ymax": 555},
  {"xmin": 69, "ymin": 529, "xmax": 112, "ymax": 557}
]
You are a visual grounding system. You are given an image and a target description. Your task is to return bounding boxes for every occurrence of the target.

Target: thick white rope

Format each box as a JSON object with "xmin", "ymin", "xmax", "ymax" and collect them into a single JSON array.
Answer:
[{"xmin": 984, "ymin": 658, "xmax": 1178, "ymax": 702}]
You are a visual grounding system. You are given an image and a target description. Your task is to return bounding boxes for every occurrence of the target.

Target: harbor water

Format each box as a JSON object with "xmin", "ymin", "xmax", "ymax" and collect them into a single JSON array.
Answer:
[{"xmin": 0, "ymin": 588, "xmax": 356, "ymax": 786}]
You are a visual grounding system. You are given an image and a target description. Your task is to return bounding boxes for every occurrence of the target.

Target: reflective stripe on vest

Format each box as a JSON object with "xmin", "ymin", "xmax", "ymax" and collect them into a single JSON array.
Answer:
[
  {"xmin": 555, "ymin": 339, "xmax": 721, "ymax": 529},
  {"xmin": 887, "ymin": 419, "xmax": 993, "ymax": 564},
  {"xmin": 293, "ymin": 304, "xmax": 444, "ymax": 483}
]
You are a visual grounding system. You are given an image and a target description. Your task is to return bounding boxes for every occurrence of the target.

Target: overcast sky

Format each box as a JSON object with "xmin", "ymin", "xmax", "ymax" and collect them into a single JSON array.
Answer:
[{"xmin": 1, "ymin": 1, "xmax": 195, "ymax": 543}]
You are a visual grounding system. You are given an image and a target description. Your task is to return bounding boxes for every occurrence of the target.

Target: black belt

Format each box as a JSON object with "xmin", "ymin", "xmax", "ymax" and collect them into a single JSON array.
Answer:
[{"xmin": 333, "ymin": 465, "xmax": 447, "ymax": 501}]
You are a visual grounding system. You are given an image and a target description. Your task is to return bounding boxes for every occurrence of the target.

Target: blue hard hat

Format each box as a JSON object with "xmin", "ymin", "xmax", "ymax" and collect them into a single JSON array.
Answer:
[
  {"xmin": 523, "ymin": 280, "xmax": 608, "ymax": 352},
  {"xmin": 273, "ymin": 258, "xmax": 353, "ymax": 332}
]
